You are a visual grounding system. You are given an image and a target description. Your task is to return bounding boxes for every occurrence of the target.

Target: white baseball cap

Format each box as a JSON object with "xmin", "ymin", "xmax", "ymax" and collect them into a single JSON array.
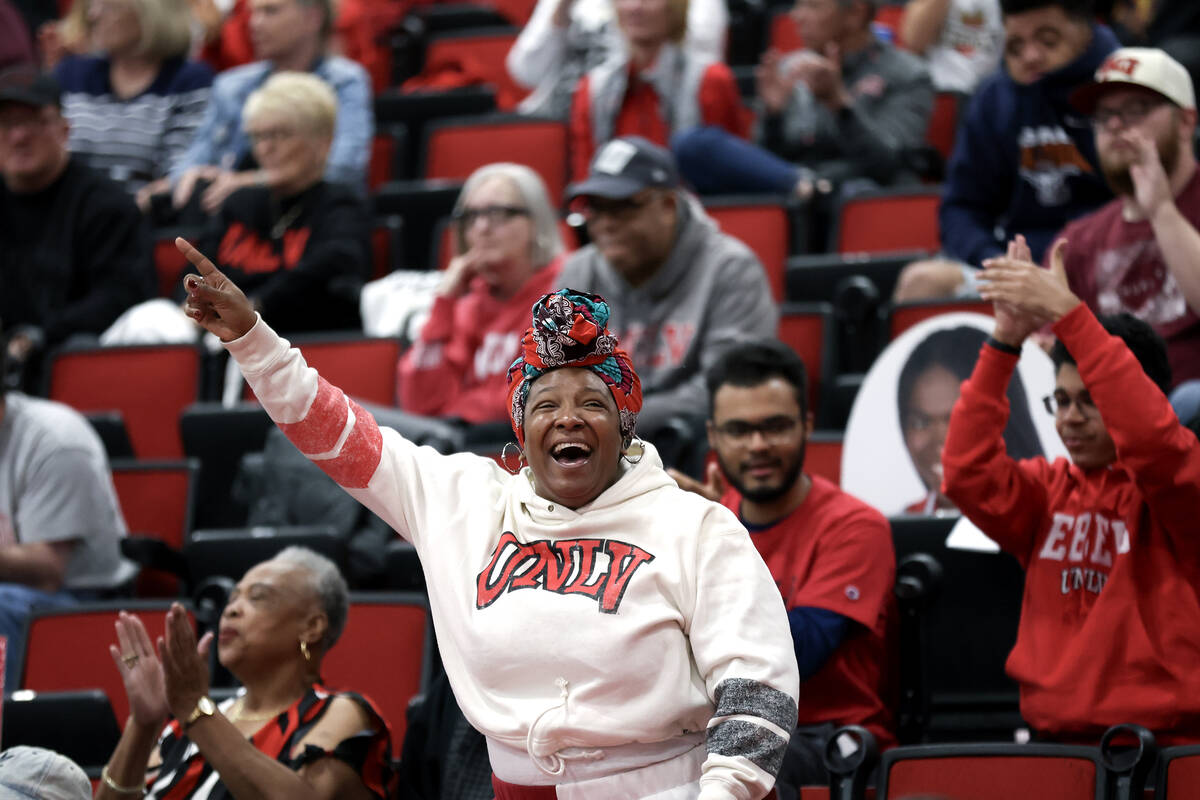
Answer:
[{"xmin": 1071, "ymin": 47, "xmax": 1196, "ymax": 113}]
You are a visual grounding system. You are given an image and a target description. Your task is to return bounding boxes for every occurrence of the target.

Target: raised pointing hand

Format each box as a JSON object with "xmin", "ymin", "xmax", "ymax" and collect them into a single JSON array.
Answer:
[{"xmin": 177, "ymin": 238, "xmax": 258, "ymax": 342}]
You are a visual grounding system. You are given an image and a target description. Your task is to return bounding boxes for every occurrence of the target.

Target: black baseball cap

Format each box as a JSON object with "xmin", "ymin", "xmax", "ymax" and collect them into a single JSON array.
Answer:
[
  {"xmin": 0, "ymin": 66, "xmax": 61, "ymax": 109},
  {"xmin": 566, "ymin": 136, "xmax": 680, "ymax": 200}
]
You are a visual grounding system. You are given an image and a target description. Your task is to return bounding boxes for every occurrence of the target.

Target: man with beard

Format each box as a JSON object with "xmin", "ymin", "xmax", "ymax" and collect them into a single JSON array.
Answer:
[
  {"xmin": 669, "ymin": 339, "xmax": 896, "ymax": 789},
  {"xmin": 1052, "ymin": 47, "xmax": 1200, "ymax": 423}
]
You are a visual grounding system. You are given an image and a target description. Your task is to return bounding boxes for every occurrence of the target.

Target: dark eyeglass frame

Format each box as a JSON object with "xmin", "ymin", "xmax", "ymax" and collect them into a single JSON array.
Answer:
[
  {"xmin": 1090, "ymin": 97, "xmax": 1167, "ymax": 129},
  {"xmin": 712, "ymin": 415, "xmax": 803, "ymax": 444},
  {"xmin": 1042, "ymin": 391, "xmax": 1097, "ymax": 419},
  {"xmin": 452, "ymin": 204, "xmax": 531, "ymax": 227}
]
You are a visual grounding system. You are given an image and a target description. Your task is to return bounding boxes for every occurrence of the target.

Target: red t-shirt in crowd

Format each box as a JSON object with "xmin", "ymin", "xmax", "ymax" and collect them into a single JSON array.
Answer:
[
  {"xmin": 1057, "ymin": 167, "xmax": 1200, "ymax": 386},
  {"xmin": 396, "ymin": 257, "xmax": 562, "ymax": 423},
  {"xmin": 722, "ymin": 475, "xmax": 897, "ymax": 749},
  {"xmin": 942, "ymin": 304, "xmax": 1200, "ymax": 744}
]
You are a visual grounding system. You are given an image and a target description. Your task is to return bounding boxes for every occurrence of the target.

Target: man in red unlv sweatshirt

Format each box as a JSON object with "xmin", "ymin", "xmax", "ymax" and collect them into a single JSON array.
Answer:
[{"xmin": 943, "ymin": 234, "xmax": 1200, "ymax": 745}]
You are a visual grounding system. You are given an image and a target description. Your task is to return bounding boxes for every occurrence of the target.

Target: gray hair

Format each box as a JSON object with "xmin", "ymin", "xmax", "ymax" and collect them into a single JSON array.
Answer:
[
  {"xmin": 452, "ymin": 163, "xmax": 565, "ymax": 269},
  {"xmin": 270, "ymin": 546, "xmax": 349, "ymax": 651}
]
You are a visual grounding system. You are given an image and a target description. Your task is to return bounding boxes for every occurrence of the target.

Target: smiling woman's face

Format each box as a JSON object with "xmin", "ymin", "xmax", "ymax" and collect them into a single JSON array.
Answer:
[{"xmin": 522, "ymin": 368, "xmax": 624, "ymax": 509}]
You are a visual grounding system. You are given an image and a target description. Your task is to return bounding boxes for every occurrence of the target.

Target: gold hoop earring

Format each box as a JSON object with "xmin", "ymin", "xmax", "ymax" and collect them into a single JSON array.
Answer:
[
  {"xmin": 501, "ymin": 441, "xmax": 525, "ymax": 474},
  {"xmin": 300, "ymin": 640, "xmax": 311, "ymax": 662}
]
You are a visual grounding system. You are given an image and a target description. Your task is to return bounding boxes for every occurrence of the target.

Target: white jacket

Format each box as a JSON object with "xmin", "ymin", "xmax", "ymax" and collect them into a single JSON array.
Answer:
[{"xmin": 227, "ymin": 317, "xmax": 800, "ymax": 800}]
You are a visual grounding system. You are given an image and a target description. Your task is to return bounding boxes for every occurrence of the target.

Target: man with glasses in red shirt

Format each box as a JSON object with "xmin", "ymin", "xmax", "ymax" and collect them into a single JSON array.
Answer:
[
  {"xmin": 945, "ymin": 232, "xmax": 1200, "ymax": 745},
  {"xmin": 558, "ymin": 136, "xmax": 777, "ymax": 468},
  {"xmin": 1052, "ymin": 47, "xmax": 1200, "ymax": 425},
  {"xmin": 671, "ymin": 339, "xmax": 896, "ymax": 790}
]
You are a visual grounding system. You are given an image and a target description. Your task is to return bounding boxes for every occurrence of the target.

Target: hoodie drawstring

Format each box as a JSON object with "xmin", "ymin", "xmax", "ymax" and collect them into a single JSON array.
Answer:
[{"xmin": 526, "ymin": 677, "xmax": 603, "ymax": 776}]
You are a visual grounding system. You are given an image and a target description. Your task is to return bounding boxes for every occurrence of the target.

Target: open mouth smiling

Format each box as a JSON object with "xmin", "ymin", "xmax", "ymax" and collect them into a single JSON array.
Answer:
[{"xmin": 551, "ymin": 441, "xmax": 593, "ymax": 467}]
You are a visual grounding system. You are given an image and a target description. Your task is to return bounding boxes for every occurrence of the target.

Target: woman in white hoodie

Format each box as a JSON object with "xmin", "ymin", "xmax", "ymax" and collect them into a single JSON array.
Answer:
[{"xmin": 176, "ymin": 237, "xmax": 800, "ymax": 800}]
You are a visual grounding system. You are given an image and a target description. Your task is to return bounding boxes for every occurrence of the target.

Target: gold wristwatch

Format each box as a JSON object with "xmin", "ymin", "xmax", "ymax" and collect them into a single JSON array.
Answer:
[{"xmin": 183, "ymin": 696, "xmax": 217, "ymax": 729}]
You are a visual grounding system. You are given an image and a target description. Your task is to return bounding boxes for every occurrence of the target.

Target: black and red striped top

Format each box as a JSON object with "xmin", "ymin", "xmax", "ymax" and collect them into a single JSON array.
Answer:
[{"xmin": 145, "ymin": 685, "xmax": 396, "ymax": 799}]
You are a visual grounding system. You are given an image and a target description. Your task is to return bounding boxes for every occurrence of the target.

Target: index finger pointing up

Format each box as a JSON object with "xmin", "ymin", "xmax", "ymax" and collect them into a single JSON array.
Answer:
[{"xmin": 175, "ymin": 237, "xmax": 219, "ymax": 278}]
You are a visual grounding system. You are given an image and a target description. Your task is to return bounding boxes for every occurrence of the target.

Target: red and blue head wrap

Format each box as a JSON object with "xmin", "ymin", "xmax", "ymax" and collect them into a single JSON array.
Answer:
[{"xmin": 506, "ymin": 289, "xmax": 642, "ymax": 448}]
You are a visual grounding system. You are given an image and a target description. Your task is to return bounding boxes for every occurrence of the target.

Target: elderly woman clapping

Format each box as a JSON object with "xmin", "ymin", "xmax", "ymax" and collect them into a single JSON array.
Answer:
[{"xmin": 97, "ymin": 547, "xmax": 394, "ymax": 800}]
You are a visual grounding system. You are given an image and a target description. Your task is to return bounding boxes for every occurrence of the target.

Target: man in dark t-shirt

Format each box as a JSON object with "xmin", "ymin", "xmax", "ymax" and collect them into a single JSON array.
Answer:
[
  {"xmin": 0, "ymin": 66, "xmax": 151, "ymax": 383},
  {"xmin": 1053, "ymin": 47, "xmax": 1200, "ymax": 420}
]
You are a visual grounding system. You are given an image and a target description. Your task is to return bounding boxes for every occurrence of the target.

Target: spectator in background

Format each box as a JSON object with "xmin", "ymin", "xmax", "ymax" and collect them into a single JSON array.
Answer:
[
  {"xmin": 397, "ymin": 163, "xmax": 565, "ymax": 425},
  {"xmin": 185, "ymin": 71, "xmax": 368, "ymax": 334},
  {"xmin": 900, "ymin": 0, "xmax": 1004, "ymax": 94},
  {"xmin": 947, "ymin": 233, "xmax": 1200, "ymax": 745},
  {"xmin": 143, "ymin": 0, "xmax": 371, "ymax": 218},
  {"xmin": 897, "ymin": 325, "xmax": 1042, "ymax": 514},
  {"xmin": 567, "ymin": 0, "xmax": 745, "ymax": 181},
  {"xmin": 894, "ymin": 0, "xmax": 1118, "ymax": 302},
  {"xmin": 53, "ymin": 0, "xmax": 213, "ymax": 197},
  {"xmin": 558, "ymin": 136, "xmax": 778, "ymax": 466},
  {"xmin": 0, "ymin": 67, "xmax": 152, "ymax": 378},
  {"xmin": 0, "ymin": 0, "xmax": 36, "ymax": 69},
  {"xmin": 671, "ymin": 340, "xmax": 897, "ymax": 787},
  {"xmin": 35, "ymin": 0, "xmax": 91, "ymax": 71},
  {"xmin": 671, "ymin": 0, "xmax": 933, "ymax": 201},
  {"xmin": 507, "ymin": 0, "xmax": 728, "ymax": 121},
  {"xmin": 0, "ymin": 326, "xmax": 136, "ymax": 689},
  {"xmin": 1053, "ymin": 48, "xmax": 1200, "ymax": 422}
]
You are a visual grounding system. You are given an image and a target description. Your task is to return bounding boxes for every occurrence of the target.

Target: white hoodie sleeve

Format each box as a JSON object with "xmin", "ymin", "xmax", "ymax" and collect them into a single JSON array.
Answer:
[
  {"xmin": 506, "ymin": 0, "xmax": 572, "ymax": 90},
  {"xmin": 687, "ymin": 508, "xmax": 800, "ymax": 799}
]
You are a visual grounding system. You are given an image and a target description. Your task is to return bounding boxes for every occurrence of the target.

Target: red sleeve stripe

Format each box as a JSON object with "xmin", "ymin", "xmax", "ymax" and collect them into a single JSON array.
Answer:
[
  {"xmin": 278, "ymin": 377, "xmax": 350, "ymax": 455},
  {"xmin": 312, "ymin": 398, "xmax": 384, "ymax": 489}
]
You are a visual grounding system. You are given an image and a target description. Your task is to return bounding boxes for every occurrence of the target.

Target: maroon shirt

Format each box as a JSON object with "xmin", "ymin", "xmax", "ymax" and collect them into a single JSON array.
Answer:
[{"xmin": 1056, "ymin": 168, "xmax": 1200, "ymax": 386}]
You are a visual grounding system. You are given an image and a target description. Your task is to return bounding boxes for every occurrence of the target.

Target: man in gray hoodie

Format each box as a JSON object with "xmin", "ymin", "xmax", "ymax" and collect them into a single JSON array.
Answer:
[{"xmin": 558, "ymin": 136, "xmax": 779, "ymax": 465}]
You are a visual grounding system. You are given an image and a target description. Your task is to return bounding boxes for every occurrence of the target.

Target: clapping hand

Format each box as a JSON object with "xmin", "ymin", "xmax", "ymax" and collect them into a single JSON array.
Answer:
[
  {"xmin": 1124, "ymin": 127, "xmax": 1174, "ymax": 222},
  {"xmin": 756, "ymin": 50, "xmax": 801, "ymax": 114},
  {"xmin": 158, "ymin": 603, "xmax": 214, "ymax": 724},
  {"xmin": 980, "ymin": 236, "xmax": 1080, "ymax": 333},
  {"xmin": 178, "ymin": 238, "xmax": 259, "ymax": 342},
  {"xmin": 109, "ymin": 611, "xmax": 169, "ymax": 729}
]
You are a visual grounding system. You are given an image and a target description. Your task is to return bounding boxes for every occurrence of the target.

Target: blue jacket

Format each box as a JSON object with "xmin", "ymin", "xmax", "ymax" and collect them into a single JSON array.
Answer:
[
  {"xmin": 169, "ymin": 56, "xmax": 372, "ymax": 189},
  {"xmin": 939, "ymin": 25, "xmax": 1119, "ymax": 266}
]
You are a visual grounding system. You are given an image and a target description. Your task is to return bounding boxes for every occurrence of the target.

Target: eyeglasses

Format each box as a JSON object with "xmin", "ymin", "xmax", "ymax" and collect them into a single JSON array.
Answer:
[
  {"xmin": 713, "ymin": 416, "xmax": 802, "ymax": 444},
  {"xmin": 576, "ymin": 193, "xmax": 653, "ymax": 222},
  {"xmin": 246, "ymin": 126, "xmax": 300, "ymax": 145},
  {"xmin": 1091, "ymin": 97, "xmax": 1166, "ymax": 129},
  {"xmin": 1042, "ymin": 391, "xmax": 1097, "ymax": 419},
  {"xmin": 453, "ymin": 204, "xmax": 530, "ymax": 227}
]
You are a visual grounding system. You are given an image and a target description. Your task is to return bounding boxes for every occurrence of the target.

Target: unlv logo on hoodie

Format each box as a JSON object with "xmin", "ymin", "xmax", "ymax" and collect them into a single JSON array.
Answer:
[{"xmin": 476, "ymin": 531, "xmax": 655, "ymax": 614}]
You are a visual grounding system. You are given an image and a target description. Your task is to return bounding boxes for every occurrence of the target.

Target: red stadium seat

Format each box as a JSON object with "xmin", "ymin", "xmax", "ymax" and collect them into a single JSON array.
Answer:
[
  {"xmin": 834, "ymin": 187, "xmax": 942, "ymax": 255},
  {"xmin": 886, "ymin": 299, "xmax": 994, "ymax": 340},
  {"xmin": 768, "ymin": 7, "xmax": 804, "ymax": 53},
  {"xmin": 243, "ymin": 334, "xmax": 403, "ymax": 406},
  {"xmin": 880, "ymin": 743, "xmax": 1104, "ymax": 800},
  {"xmin": 705, "ymin": 197, "xmax": 791, "ymax": 302},
  {"xmin": 925, "ymin": 92, "xmax": 962, "ymax": 165},
  {"xmin": 1159, "ymin": 745, "xmax": 1200, "ymax": 799},
  {"xmin": 372, "ymin": 215, "xmax": 403, "ymax": 279},
  {"xmin": 422, "ymin": 114, "xmax": 570, "ymax": 205},
  {"xmin": 806, "ymin": 431, "xmax": 843, "ymax": 485},
  {"xmin": 321, "ymin": 593, "xmax": 432, "ymax": 755},
  {"xmin": 18, "ymin": 601, "xmax": 195, "ymax": 728},
  {"xmin": 46, "ymin": 343, "xmax": 202, "ymax": 459},
  {"xmin": 111, "ymin": 459, "xmax": 198, "ymax": 597},
  {"xmin": 152, "ymin": 235, "xmax": 190, "ymax": 298},
  {"xmin": 420, "ymin": 28, "xmax": 528, "ymax": 111},
  {"xmin": 778, "ymin": 302, "xmax": 835, "ymax": 421}
]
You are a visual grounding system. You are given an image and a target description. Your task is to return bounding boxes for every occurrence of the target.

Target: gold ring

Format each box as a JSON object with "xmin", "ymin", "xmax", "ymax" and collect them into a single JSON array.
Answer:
[{"xmin": 122, "ymin": 653, "xmax": 139, "ymax": 668}]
